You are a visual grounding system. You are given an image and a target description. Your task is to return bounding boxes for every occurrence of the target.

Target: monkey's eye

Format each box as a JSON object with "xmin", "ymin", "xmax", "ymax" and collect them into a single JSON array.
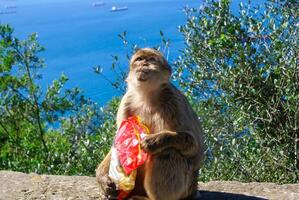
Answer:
[
  {"xmin": 147, "ymin": 57, "xmax": 156, "ymax": 62},
  {"xmin": 135, "ymin": 57, "xmax": 143, "ymax": 61}
]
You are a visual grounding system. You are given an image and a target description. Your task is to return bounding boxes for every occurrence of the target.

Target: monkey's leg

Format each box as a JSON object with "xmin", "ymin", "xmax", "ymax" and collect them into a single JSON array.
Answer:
[
  {"xmin": 143, "ymin": 149, "xmax": 193, "ymax": 200},
  {"xmin": 181, "ymin": 171, "xmax": 200, "ymax": 200},
  {"xmin": 96, "ymin": 150, "xmax": 118, "ymax": 199},
  {"xmin": 141, "ymin": 131, "xmax": 198, "ymax": 157}
]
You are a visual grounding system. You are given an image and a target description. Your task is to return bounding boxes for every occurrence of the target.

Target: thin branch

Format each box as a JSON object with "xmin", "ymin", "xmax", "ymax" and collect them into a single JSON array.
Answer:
[
  {"xmin": 0, "ymin": 119, "xmax": 10, "ymax": 136},
  {"xmin": 22, "ymin": 54, "xmax": 49, "ymax": 155}
]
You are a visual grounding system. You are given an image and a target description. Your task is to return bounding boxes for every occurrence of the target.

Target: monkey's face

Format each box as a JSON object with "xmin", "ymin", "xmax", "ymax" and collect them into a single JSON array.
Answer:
[
  {"xmin": 133, "ymin": 55, "xmax": 160, "ymax": 82},
  {"xmin": 128, "ymin": 48, "xmax": 171, "ymax": 89}
]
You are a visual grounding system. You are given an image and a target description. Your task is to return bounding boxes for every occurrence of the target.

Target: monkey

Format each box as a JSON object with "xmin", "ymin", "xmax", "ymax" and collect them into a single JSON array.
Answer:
[{"xmin": 96, "ymin": 48, "xmax": 204, "ymax": 200}]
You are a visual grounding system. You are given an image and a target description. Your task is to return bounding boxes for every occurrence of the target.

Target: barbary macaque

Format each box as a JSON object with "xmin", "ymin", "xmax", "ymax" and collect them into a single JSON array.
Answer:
[{"xmin": 96, "ymin": 48, "xmax": 204, "ymax": 200}]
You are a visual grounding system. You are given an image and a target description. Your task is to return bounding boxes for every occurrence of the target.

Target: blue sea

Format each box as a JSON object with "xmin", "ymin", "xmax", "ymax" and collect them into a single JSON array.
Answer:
[{"xmin": 0, "ymin": 0, "xmax": 264, "ymax": 105}]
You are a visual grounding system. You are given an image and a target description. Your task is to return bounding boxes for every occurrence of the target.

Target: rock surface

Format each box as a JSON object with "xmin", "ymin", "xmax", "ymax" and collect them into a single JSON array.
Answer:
[{"xmin": 0, "ymin": 171, "xmax": 298, "ymax": 200}]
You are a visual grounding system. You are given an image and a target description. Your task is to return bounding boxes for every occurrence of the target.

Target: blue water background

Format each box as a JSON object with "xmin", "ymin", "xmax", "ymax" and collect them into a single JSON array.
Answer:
[{"xmin": 0, "ymin": 0, "xmax": 265, "ymax": 105}]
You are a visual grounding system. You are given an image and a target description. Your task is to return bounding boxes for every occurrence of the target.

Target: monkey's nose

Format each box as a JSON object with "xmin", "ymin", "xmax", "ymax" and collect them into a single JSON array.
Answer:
[
  {"xmin": 140, "ymin": 68, "xmax": 150, "ymax": 73},
  {"xmin": 140, "ymin": 61, "xmax": 148, "ymax": 66}
]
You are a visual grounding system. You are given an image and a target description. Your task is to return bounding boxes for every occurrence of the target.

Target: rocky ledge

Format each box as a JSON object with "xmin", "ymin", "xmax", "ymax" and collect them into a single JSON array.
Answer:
[{"xmin": 0, "ymin": 171, "xmax": 298, "ymax": 200}]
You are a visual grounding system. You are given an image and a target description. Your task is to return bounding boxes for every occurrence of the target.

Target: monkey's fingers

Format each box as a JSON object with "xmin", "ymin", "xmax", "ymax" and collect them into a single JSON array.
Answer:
[
  {"xmin": 100, "ymin": 187, "xmax": 118, "ymax": 200},
  {"xmin": 105, "ymin": 184, "xmax": 118, "ymax": 199},
  {"xmin": 99, "ymin": 176, "xmax": 118, "ymax": 199},
  {"xmin": 106, "ymin": 180, "xmax": 118, "ymax": 195},
  {"xmin": 141, "ymin": 135, "xmax": 163, "ymax": 154}
]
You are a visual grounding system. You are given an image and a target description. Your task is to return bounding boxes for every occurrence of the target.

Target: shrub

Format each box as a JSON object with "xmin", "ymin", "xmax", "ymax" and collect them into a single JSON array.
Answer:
[
  {"xmin": 174, "ymin": 0, "xmax": 298, "ymax": 183},
  {"xmin": 0, "ymin": 24, "xmax": 116, "ymax": 175}
]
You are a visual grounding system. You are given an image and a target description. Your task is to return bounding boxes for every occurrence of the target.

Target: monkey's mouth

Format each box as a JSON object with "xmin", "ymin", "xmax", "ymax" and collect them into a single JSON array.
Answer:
[
  {"xmin": 136, "ymin": 71, "xmax": 151, "ymax": 81},
  {"xmin": 136, "ymin": 69, "xmax": 154, "ymax": 82}
]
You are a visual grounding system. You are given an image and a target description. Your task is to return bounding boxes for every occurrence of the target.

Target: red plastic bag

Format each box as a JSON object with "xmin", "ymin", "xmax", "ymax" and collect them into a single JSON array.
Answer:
[
  {"xmin": 115, "ymin": 115, "xmax": 149, "ymax": 174},
  {"xmin": 108, "ymin": 116, "xmax": 149, "ymax": 199}
]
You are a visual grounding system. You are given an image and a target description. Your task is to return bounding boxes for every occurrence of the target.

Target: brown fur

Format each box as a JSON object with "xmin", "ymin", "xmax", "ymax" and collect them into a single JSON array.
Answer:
[{"xmin": 96, "ymin": 48, "xmax": 204, "ymax": 200}]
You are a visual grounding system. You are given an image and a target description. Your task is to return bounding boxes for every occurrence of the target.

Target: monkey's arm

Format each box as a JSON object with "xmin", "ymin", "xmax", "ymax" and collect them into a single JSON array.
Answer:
[
  {"xmin": 96, "ymin": 150, "xmax": 118, "ymax": 198},
  {"xmin": 141, "ymin": 130, "xmax": 198, "ymax": 157},
  {"xmin": 98, "ymin": 95, "xmax": 129, "ymax": 176},
  {"xmin": 96, "ymin": 150, "xmax": 111, "ymax": 178},
  {"xmin": 95, "ymin": 93, "xmax": 131, "ymax": 198}
]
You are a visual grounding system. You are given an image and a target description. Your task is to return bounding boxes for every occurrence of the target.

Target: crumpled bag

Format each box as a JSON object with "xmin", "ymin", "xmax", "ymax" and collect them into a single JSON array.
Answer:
[{"xmin": 109, "ymin": 116, "xmax": 149, "ymax": 199}]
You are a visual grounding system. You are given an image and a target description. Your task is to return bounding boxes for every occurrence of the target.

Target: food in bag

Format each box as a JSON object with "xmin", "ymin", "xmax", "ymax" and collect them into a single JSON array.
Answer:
[{"xmin": 109, "ymin": 116, "xmax": 149, "ymax": 199}]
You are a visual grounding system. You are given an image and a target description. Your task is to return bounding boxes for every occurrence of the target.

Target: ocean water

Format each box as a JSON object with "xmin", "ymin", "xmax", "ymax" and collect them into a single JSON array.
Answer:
[{"xmin": 0, "ymin": 0, "xmax": 264, "ymax": 105}]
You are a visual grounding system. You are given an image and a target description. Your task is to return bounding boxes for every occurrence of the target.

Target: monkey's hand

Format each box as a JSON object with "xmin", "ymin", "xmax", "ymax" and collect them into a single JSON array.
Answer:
[
  {"xmin": 141, "ymin": 131, "xmax": 198, "ymax": 156},
  {"xmin": 141, "ymin": 133, "xmax": 169, "ymax": 154},
  {"xmin": 98, "ymin": 175, "xmax": 118, "ymax": 199}
]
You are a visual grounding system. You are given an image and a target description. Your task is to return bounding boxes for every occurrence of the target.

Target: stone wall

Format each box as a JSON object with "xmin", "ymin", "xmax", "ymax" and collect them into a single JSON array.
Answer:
[{"xmin": 0, "ymin": 171, "xmax": 298, "ymax": 200}]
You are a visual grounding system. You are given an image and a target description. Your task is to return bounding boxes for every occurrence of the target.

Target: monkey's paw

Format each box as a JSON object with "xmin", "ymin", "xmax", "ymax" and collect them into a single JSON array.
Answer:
[
  {"xmin": 141, "ymin": 134, "xmax": 162, "ymax": 154},
  {"xmin": 99, "ymin": 175, "xmax": 118, "ymax": 199}
]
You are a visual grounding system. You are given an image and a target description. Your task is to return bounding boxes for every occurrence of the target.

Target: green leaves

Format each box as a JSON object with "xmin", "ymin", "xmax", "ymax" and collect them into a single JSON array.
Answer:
[
  {"xmin": 175, "ymin": 0, "xmax": 299, "ymax": 183},
  {"xmin": 0, "ymin": 24, "xmax": 116, "ymax": 175},
  {"xmin": 0, "ymin": 24, "xmax": 13, "ymax": 47}
]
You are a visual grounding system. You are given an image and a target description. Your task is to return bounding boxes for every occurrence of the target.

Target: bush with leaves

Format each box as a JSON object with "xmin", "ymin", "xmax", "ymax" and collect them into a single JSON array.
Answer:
[
  {"xmin": 0, "ymin": 24, "xmax": 116, "ymax": 175},
  {"xmin": 174, "ymin": 0, "xmax": 298, "ymax": 183}
]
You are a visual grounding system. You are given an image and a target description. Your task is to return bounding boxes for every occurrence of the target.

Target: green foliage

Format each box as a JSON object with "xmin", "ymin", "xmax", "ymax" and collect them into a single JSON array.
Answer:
[
  {"xmin": 0, "ymin": 24, "xmax": 117, "ymax": 175},
  {"xmin": 175, "ymin": 0, "xmax": 298, "ymax": 183}
]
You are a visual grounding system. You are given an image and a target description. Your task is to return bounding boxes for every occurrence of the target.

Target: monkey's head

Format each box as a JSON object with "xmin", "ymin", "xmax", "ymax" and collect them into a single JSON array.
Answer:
[{"xmin": 127, "ymin": 48, "xmax": 171, "ymax": 90}]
